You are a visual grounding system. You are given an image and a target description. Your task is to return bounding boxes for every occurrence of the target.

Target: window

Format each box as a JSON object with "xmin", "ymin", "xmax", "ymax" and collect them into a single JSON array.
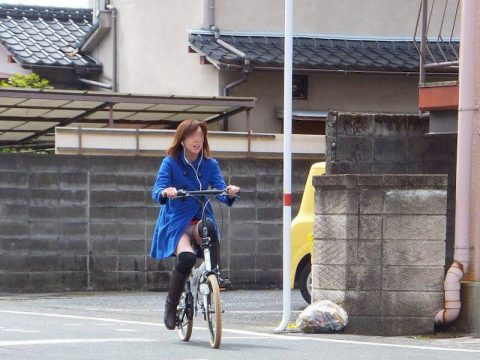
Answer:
[
  {"xmin": 276, "ymin": 109, "xmax": 327, "ymax": 135},
  {"xmin": 292, "ymin": 75, "xmax": 308, "ymax": 100}
]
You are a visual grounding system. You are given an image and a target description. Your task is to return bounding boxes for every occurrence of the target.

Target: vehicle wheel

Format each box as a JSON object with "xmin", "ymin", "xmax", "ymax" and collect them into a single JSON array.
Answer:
[
  {"xmin": 176, "ymin": 292, "xmax": 193, "ymax": 341},
  {"xmin": 204, "ymin": 274, "xmax": 222, "ymax": 349},
  {"xmin": 299, "ymin": 263, "xmax": 312, "ymax": 304}
]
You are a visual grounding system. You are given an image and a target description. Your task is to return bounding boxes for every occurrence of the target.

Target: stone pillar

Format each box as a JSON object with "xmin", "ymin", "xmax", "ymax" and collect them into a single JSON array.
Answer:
[{"xmin": 312, "ymin": 174, "xmax": 447, "ymax": 336}]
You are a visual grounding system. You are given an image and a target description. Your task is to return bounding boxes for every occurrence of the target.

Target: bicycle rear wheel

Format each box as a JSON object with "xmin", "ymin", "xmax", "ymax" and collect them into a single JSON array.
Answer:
[
  {"xmin": 204, "ymin": 274, "xmax": 222, "ymax": 349},
  {"xmin": 176, "ymin": 292, "xmax": 193, "ymax": 341}
]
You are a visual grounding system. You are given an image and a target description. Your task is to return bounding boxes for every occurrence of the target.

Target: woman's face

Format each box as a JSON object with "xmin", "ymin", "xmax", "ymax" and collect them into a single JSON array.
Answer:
[{"xmin": 183, "ymin": 127, "xmax": 204, "ymax": 156}]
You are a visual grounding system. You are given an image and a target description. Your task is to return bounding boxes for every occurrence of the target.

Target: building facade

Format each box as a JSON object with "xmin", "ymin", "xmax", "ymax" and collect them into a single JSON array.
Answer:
[{"xmin": 87, "ymin": 0, "xmax": 459, "ymax": 133}]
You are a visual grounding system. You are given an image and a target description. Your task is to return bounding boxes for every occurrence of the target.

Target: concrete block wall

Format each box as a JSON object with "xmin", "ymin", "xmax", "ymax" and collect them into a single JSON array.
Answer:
[
  {"xmin": 0, "ymin": 154, "xmax": 316, "ymax": 292},
  {"xmin": 312, "ymin": 174, "xmax": 448, "ymax": 336},
  {"xmin": 326, "ymin": 112, "xmax": 457, "ymax": 268}
]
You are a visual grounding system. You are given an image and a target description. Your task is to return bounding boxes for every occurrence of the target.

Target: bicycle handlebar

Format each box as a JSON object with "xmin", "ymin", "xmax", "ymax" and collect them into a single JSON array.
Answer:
[{"xmin": 176, "ymin": 189, "xmax": 239, "ymax": 198}]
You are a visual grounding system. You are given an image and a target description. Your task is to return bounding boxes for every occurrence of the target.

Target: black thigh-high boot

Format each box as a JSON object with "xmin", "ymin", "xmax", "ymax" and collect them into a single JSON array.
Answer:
[
  {"xmin": 203, "ymin": 219, "xmax": 220, "ymax": 270},
  {"xmin": 205, "ymin": 220, "xmax": 231, "ymax": 288},
  {"xmin": 164, "ymin": 252, "xmax": 196, "ymax": 330},
  {"xmin": 210, "ymin": 241, "xmax": 231, "ymax": 288},
  {"xmin": 164, "ymin": 270, "xmax": 188, "ymax": 330}
]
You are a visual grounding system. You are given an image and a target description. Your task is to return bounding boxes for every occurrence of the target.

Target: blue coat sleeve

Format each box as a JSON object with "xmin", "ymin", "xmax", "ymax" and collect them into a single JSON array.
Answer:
[
  {"xmin": 210, "ymin": 159, "xmax": 236, "ymax": 207},
  {"xmin": 152, "ymin": 158, "xmax": 172, "ymax": 205}
]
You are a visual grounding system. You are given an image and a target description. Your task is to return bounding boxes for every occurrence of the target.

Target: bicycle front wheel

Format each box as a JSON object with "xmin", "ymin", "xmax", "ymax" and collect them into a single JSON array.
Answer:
[
  {"xmin": 176, "ymin": 292, "xmax": 193, "ymax": 342},
  {"xmin": 204, "ymin": 274, "xmax": 222, "ymax": 349}
]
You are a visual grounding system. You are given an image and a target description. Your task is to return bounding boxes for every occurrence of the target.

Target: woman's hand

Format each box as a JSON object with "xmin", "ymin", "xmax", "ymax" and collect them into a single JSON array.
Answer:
[
  {"xmin": 162, "ymin": 187, "xmax": 178, "ymax": 199},
  {"xmin": 226, "ymin": 185, "xmax": 240, "ymax": 197}
]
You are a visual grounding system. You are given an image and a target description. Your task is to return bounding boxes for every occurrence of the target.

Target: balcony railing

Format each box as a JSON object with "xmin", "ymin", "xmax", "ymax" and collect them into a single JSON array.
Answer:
[
  {"xmin": 55, "ymin": 127, "xmax": 325, "ymax": 159},
  {"xmin": 414, "ymin": 0, "xmax": 460, "ymax": 83}
]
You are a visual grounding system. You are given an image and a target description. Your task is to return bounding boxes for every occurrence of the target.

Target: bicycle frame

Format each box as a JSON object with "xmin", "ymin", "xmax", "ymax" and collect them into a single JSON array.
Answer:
[
  {"xmin": 176, "ymin": 188, "xmax": 230, "ymax": 274},
  {"xmin": 174, "ymin": 188, "xmax": 238, "ymax": 348}
]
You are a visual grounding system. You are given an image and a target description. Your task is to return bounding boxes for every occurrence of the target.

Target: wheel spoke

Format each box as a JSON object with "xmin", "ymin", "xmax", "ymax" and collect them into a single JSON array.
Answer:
[
  {"xmin": 176, "ymin": 292, "xmax": 193, "ymax": 342},
  {"xmin": 204, "ymin": 274, "xmax": 222, "ymax": 348}
]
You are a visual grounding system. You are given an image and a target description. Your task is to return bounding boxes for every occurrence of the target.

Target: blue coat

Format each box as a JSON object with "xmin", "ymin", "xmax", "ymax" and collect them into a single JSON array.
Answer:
[{"xmin": 150, "ymin": 153, "xmax": 233, "ymax": 260}]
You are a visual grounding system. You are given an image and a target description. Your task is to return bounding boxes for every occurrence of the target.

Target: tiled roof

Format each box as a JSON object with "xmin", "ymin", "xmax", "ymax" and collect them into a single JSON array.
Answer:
[
  {"xmin": 0, "ymin": 4, "xmax": 101, "ymax": 73},
  {"xmin": 189, "ymin": 32, "xmax": 459, "ymax": 73}
]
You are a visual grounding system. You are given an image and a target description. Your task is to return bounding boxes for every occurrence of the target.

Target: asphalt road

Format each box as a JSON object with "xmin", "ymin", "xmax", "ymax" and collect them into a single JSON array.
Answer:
[{"xmin": 0, "ymin": 290, "xmax": 479, "ymax": 360}]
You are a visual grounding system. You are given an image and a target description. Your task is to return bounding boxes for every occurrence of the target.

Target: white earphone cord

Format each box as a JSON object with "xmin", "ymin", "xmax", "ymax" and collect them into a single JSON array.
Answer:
[{"xmin": 183, "ymin": 145, "xmax": 203, "ymax": 191}]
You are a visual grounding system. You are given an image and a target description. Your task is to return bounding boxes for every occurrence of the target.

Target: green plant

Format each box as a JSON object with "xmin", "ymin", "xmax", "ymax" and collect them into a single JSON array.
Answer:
[
  {"xmin": 0, "ymin": 73, "xmax": 53, "ymax": 153},
  {"xmin": 1, "ymin": 73, "xmax": 52, "ymax": 89}
]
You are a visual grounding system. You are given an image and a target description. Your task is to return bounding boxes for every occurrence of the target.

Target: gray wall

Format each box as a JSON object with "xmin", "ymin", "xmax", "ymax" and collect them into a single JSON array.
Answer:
[
  {"xmin": 325, "ymin": 112, "xmax": 457, "ymax": 268},
  {"xmin": 222, "ymin": 72, "xmax": 420, "ymax": 133},
  {"xmin": 312, "ymin": 174, "xmax": 448, "ymax": 336},
  {"xmin": 0, "ymin": 153, "xmax": 316, "ymax": 292}
]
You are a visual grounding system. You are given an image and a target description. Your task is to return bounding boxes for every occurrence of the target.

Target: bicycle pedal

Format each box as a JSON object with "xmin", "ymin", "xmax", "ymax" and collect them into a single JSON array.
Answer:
[{"xmin": 218, "ymin": 278, "xmax": 231, "ymax": 290}]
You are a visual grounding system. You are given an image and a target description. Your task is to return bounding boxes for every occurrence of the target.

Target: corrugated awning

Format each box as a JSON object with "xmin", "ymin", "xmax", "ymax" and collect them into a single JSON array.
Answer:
[{"xmin": 0, "ymin": 87, "xmax": 256, "ymax": 147}]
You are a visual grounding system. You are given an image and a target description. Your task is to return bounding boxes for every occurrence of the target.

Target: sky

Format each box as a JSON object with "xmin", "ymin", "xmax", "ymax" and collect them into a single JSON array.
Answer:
[{"xmin": 0, "ymin": 0, "xmax": 90, "ymax": 8}]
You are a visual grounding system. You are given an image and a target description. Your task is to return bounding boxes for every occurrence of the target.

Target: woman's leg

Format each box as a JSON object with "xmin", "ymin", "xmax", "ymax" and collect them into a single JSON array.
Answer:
[
  {"xmin": 192, "ymin": 222, "xmax": 202, "ymax": 246},
  {"xmin": 194, "ymin": 220, "xmax": 230, "ymax": 287},
  {"xmin": 193, "ymin": 220, "xmax": 225, "ymax": 282},
  {"xmin": 164, "ymin": 232, "xmax": 197, "ymax": 330},
  {"xmin": 175, "ymin": 232, "xmax": 195, "ymax": 255}
]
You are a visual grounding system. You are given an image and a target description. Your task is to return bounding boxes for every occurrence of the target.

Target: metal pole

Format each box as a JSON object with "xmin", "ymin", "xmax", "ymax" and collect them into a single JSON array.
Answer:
[
  {"xmin": 455, "ymin": 0, "xmax": 477, "ymax": 278},
  {"xmin": 107, "ymin": 4, "xmax": 117, "ymax": 92},
  {"xmin": 420, "ymin": 0, "xmax": 428, "ymax": 84},
  {"xmin": 462, "ymin": 0, "xmax": 480, "ymax": 284},
  {"xmin": 109, "ymin": 106, "xmax": 114, "ymax": 127},
  {"xmin": 78, "ymin": 78, "xmax": 113, "ymax": 89},
  {"xmin": 274, "ymin": 0, "xmax": 293, "ymax": 333},
  {"xmin": 246, "ymin": 109, "xmax": 252, "ymax": 156}
]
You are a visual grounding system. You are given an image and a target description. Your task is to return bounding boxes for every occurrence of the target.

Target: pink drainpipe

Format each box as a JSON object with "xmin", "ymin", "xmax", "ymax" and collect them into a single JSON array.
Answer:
[{"xmin": 435, "ymin": 0, "xmax": 478, "ymax": 326}]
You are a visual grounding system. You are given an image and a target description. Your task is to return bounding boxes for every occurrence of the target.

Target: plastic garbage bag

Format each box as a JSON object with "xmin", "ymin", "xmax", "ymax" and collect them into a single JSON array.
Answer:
[{"xmin": 296, "ymin": 300, "xmax": 348, "ymax": 333}]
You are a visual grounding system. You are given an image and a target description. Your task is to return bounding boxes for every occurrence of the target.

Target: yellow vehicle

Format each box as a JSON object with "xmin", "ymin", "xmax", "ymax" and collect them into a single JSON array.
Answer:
[{"xmin": 290, "ymin": 162, "xmax": 325, "ymax": 303}]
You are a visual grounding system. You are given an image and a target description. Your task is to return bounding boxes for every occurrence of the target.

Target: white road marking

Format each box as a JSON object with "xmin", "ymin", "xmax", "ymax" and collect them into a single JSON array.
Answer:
[
  {"xmin": 225, "ymin": 310, "xmax": 302, "ymax": 314},
  {"xmin": 104, "ymin": 308, "xmax": 150, "ymax": 312},
  {"xmin": 0, "ymin": 309, "xmax": 479, "ymax": 354},
  {"xmin": 87, "ymin": 308, "xmax": 300, "ymax": 314},
  {"xmin": 114, "ymin": 329, "xmax": 137, "ymax": 332},
  {"xmin": 0, "ymin": 310, "xmax": 162, "ymax": 327},
  {"xmin": 2, "ymin": 329, "xmax": 40, "ymax": 333},
  {"xmin": 0, "ymin": 338, "xmax": 157, "ymax": 346},
  {"xmin": 64, "ymin": 323, "xmax": 84, "ymax": 326},
  {"xmin": 222, "ymin": 336, "xmax": 271, "ymax": 340}
]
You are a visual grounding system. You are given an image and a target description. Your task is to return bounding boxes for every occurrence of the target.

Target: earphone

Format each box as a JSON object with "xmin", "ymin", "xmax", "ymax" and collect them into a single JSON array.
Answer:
[{"xmin": 182, "ymin": 143, "xmax": 203, "ymax": 191}]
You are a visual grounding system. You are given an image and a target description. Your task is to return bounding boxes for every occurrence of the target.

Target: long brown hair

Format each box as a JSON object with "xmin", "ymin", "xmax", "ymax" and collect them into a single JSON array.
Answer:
[{"xmin": 166, "ymin": 119, "xmax": 211, "ymax": 159}]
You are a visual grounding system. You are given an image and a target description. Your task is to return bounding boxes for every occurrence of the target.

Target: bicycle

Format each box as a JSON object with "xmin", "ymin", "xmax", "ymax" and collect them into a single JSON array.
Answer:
[{"xmin": 173, "ymin": 188, "xmax": 238, "ymax": 349}]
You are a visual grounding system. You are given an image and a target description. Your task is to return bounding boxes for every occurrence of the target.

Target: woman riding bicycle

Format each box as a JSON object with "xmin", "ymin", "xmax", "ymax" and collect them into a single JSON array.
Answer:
[{"xmin": 150, "ymin": 119, "xmax": 240, "ymax": 330}]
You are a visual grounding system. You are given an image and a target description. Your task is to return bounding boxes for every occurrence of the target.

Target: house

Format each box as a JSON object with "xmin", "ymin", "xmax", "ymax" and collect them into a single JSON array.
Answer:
[
  {"xmin": 0, "ymin": 0, "xmax": 459, "ymax": 147},
  {"xmin": 86, "ymin": 0, "xmax": 459, "ymax": 134},
  {"xmin": 0, "ymin": 1, "xmax": 459, "ymax": 134},
  {"xmin": 0, "ymin": 4, "xmax": 101, "ymax": 87}
]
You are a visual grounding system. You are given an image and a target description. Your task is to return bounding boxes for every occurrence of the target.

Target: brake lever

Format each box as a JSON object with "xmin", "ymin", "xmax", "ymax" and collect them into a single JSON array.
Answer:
[
  {"xmin": 176, "ymin": 189, "xmax": 188, "ymax": 198},
  {"xmin": 222, "ymin": 190, "xmax": 240, "ymax": 199}
]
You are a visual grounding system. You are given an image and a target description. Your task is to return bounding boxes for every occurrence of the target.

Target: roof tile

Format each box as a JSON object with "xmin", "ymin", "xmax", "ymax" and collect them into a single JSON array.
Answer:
[
  {"xmin": 0, "ymin": 4, "xmax": 101, "ymax": 72},
  {"xmin": 189, "ymin": 32, "xmax": 459, "ymax": 73}
]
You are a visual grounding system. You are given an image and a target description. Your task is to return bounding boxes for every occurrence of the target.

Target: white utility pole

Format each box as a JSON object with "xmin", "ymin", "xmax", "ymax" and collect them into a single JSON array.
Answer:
[{"xmin": 275, "ymin": 0, "xmax": 293, "ymax": 333}]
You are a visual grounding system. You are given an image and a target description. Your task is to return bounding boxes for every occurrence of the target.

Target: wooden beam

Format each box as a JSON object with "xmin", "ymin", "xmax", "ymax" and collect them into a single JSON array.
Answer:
[
  {"xmin": 200, "ymin": 56, "xmax": 212, "ymax": 65},
  {"xmin": 419, "ymin": 82, "xmax": 459, "ymax": 111}
]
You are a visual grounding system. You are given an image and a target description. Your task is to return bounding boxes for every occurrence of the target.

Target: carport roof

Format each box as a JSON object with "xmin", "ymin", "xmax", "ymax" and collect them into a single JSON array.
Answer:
[{"xmin": 0, "ymin": 87, "xmax": 256, "ymax": 147}]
